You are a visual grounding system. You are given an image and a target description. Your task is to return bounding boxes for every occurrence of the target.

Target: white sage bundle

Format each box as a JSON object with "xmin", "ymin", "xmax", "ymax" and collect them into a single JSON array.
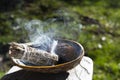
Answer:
[{"xmin": 9, "ymin": 42, "xmax": 58, "ymax": 66}]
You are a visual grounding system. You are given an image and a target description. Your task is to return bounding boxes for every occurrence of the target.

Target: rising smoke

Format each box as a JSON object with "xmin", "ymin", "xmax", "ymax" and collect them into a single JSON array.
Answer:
[
  {"xmin": 12, "ymin": 10, "xmax": 83, "ymax": 52},
  {"xmin": 24, "ymin": 20, "xmax": 56, "ymax": 52}
]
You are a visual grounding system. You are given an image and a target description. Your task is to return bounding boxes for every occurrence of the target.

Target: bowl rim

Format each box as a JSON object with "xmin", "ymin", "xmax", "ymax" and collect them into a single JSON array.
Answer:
[{"xmin": 9, "ymin": 39, "xmax": 84, "ymax": 69}]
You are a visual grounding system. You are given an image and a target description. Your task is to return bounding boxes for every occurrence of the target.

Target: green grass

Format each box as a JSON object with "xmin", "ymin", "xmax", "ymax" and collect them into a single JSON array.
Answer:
[{"xmin": 0, "ymin": 71, "xmax": 5, "ymax": 79}]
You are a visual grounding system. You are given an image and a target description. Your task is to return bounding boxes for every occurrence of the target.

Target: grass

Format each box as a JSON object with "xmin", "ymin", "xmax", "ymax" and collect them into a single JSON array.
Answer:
[{"xmin": 0, "ymin": 72, "xmax": 5, "ymax": 79}]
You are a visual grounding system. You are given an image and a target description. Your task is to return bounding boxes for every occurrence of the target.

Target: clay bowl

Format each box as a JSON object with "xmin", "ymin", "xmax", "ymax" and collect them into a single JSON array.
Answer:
[{"xmin": 10, "ymin": 39, "xmax": 84, "ymax": 73}]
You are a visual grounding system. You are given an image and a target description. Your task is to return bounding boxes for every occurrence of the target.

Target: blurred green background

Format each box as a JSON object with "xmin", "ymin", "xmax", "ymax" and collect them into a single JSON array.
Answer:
[{"xmin": 0, "ymin": 0, "xmax": 120, "ymax": 80}]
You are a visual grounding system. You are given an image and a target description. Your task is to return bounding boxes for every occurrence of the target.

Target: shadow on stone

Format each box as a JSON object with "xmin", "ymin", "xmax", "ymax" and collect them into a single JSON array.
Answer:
[{"xmin": 1, "ymin": 70, "xmax": 69, "ymax": 80}]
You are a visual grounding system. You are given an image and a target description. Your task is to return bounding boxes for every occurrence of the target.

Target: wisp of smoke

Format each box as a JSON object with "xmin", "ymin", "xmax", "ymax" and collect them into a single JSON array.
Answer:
[
  {"xmin": 12, "ymin": 10, "xmax": 83, "ymax": 53},
  {"xmin": 24, "ymin": 20, "xmax": 55, "ymax": 52}
]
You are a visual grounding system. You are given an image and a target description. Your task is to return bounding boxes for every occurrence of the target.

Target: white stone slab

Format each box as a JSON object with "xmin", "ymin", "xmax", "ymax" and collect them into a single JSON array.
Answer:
[
  {"xmin": 67, "ymin": 56, "xmax": 93, "ymax": 80},
  {"xmin": 6, "ymin": 56, "xmax": 93, "ymax": 80}
]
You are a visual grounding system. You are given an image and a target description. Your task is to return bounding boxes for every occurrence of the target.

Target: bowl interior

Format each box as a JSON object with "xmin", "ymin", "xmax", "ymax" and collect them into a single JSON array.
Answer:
[{"xmin": 55, "ymin": 40, "xmax": 83, "ymax": 64}]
